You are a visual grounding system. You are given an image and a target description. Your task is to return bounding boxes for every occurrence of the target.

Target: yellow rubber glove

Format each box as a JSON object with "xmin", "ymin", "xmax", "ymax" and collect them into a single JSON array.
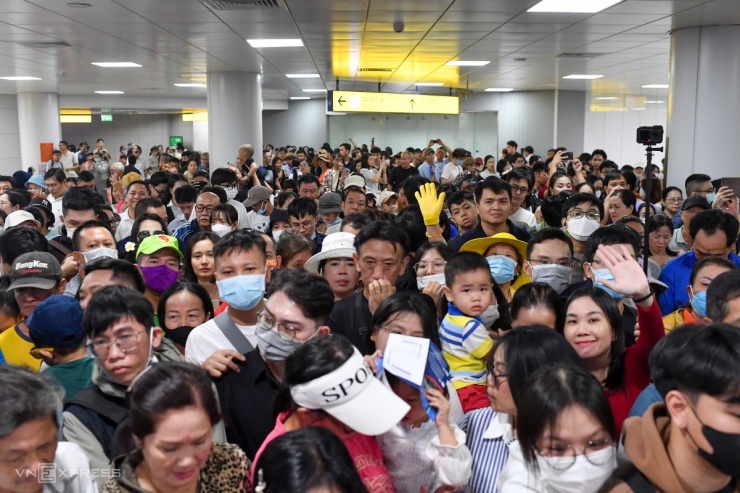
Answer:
[{"xmin": 415, "ymin": 182, "xmax": 446, "ymax": 226}]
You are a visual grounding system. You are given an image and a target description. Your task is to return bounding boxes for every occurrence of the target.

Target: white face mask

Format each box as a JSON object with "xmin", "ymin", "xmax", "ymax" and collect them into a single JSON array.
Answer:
[
  {"xmin": 536, "ymin": 446, "xmax": 617, "ymax": 493},
  {"xmin": 567, "ymin": 216, "xmax": 600, "ymax": 242},
  {"xmin": 416, "ymin": 272, "xmax": 446, "ymax": 290},
  {"xmin": 479, "ymin": 304, "xmax": 500, "ymax": 328},
  {"xmin": 530, "ymin": 264, "xmax": 573, "ymax": 294},
  {"xmin": 211, "ymin": 223, "xmax": 232, "ymax": 238},
  {"xmin": 272, "ymin": 228, "xmax": 287, "ymax": 243},
  {"xmin": 224, "ymin": 187, "xmax": 238, "ymax": 201},
  {"xmin": 66, "ymin": 227, "xmax": 76, "ymax": 239},
  {"xmin": 82, "ymin": 247, "xmax": 118, "ymax": 264}
]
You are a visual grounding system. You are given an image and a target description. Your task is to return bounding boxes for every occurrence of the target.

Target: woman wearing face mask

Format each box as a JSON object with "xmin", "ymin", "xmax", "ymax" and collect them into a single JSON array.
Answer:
[
  {"xmin": 182, "ymin": 231, "xmax": 220, "ymax": 308},
  {"xmin": 102, "ymin": 362, "xmax": 249, "ymax": 493},
  {"xmin": 305, "ymin": 232, "xmax": 359, "ymax": 301},
  {"xmin": 414, "ymin": 242, "xmax": 453, "ymax": 316},
  {"xmin": 461, "ymin": 233, "xmax": 529, "ymax": 303},
  {"xmin": 209, "ymin": 204, "xmax": 238, "ymax": 238},
  {"xmin": 512, "ymin": 365, "xmax": 618, "ymax": 493},
  {"xmin": 562, "ymin": 244, "xmax": 665, "ymax": 436},
  {"xmin": 463, "ymin": 326, "xmax": 585, "ymax": 493},
  {"xmin": 157, "ymin": 282, "xmax": 214, "ymax": 355},
  {"xmin": 662, "ymin": 257, "xmax": 736, "ymax": 332},
  {"xmin": 510, "ymin": 283, "xmax": 563, "ymax": 330},
  {"xmin": 255, "ymin": 335, "xmax": 408, "ymax": 493}
]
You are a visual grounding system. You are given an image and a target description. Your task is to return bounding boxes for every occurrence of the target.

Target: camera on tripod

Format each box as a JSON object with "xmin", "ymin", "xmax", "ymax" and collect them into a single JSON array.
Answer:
[{"xmin": 636, "ymin": 125, "xmax": 663, "ymax": 145}]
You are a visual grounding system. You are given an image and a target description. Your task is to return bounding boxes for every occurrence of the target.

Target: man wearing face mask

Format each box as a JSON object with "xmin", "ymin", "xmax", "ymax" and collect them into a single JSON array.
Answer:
[
  {"xmin": 441, "ymin": 148, "xmax": 467, "ymax": 185},
  {"xmin": 243, "ymin": 185, "xmax": 273, "ymax": 233},
  {"xmin": 186, "ymin": 231, "xmax": 270, "ymax": 366},
  {"xmin": 57, "ymin": 187, "xmax": 100, "ymax": 280},
  {"xmin": 522, "ymin": 228, "xmax": 574, "ymax": 295},
  {"xmin": 562, "ymin": 193, "xmax": 605, "ymax": 283},
  {"xmin": 212, "ymin": 167, "xmax": 250, "ymax": 229},
  {"xmin": 215, "ymin": 269, "xmax": 333, "ymax": 460},
  {"xmin": 134, "ymin": 235, "xmax": 182, "ymax": 325},
  {"xmin": 603, "ymin": 324, "xmax": 740, "ymax": 492},
  {"xmin": 63, "ymin": 220, "xmax": 118, "ymax": 298}
]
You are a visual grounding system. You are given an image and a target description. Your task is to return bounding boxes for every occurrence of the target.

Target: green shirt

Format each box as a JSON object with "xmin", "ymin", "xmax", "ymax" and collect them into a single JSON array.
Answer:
[{"xmin": 43, "ymin": 357, "xmax": 94, "ymax": 401}]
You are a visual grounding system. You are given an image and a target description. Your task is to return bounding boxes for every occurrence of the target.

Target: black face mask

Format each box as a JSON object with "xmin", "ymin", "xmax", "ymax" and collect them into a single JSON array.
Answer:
[
  {"xmin": 689, "ymin": 405, "xmax": 740, "ymax": 476},
  {"xmin": 165, "ymin": 325, "xmax": 197, "ymax": 347}
]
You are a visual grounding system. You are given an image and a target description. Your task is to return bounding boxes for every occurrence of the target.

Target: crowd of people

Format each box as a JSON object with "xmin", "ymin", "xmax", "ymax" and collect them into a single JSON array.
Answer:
[{"xmin": 0, "ymin": 137, "xmax": 737, "ymax": 493}]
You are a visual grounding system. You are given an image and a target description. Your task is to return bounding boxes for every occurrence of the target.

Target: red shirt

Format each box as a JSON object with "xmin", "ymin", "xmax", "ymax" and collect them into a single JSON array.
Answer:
[
  {"xmin": 253, "ymin": 412, "xmax": 397, "ymax": 493},
  {"xmin": 606, "ymin": 299, "xmax": 665, "ymax": 436}
]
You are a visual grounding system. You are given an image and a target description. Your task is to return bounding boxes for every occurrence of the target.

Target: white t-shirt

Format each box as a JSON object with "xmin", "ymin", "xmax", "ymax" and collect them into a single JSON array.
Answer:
[
  {"xmin": 245, "ymin": 210, "xmax": 270, "ymax": 233},
  {"xmin": 48, "ymin": 193, "xmax": 64, "ymax": 227},
  {"xmin": 43, "ymin": 441, "xmax": 98, "ymax": 493},
  {"xmin": 360, "ymin": 168, "xmax": 380, "ymax": 194},
  {"xmin": 59, "ymin": 151, "xmax": 78, "ymax": 170},
  {"xmin": 509, "ymin": 207, "xmax": 537, "ymax": 230},
  {"xmin": 115, "ymin": 211, "xmax": 135, "ymax": 241},
  {"xmin": 441, "ymin": 162, "xmax": 462, "ymax": 182},
  {"xmin": 185, "ymin": 316, "xmax": 258, "ymax": 365}
]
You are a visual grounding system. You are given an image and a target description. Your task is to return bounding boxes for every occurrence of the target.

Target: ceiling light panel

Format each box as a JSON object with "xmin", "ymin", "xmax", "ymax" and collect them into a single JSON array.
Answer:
[
  {"xmin": 174, "ymin": 83, "xmax": 206, "ymax": 87},
  {"xmin": 642, "ymin": 84, "xmax": 669, "ymax": 89},
  {"xmin": 91, "ymin": 62, "xmax": 141, "ymax": 68},
  {"xmin": 446, "ymin": 60, "xmax": 490, "ymax": 66},
  {"xmin": 95, "ymin": 90, "xmax": 124, "ymax": 94},
  {"xmin": 247, "ymin": 39, "xmax": 303, "ymax": 48},
  {"xmin": 485, "ymin": 88, "xmax": 514, "ymax": 92},
  {"xmin": 528, "ymin": 0, "xmax": 623, "ymax": 14},
  {"xmin": 285, "ymin": 74, "xmax": 320, "ymax": 78},
  {"xmin": 563, "ymin": 74, "xmax": 603, "ymax": 79},
  {"xmin": 0, "ymin": 76, "xmax": 41, "ymax": 80}
]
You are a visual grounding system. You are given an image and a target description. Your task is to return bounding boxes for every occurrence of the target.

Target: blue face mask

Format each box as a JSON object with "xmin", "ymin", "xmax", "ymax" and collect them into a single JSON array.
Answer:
[
  {"xmin": 592, "ymin": 268, "xmax": 625, "ymax": 300},
  {"xmin": 456, "ymin": 159, "xmax": 463, "ymax": 166},
  {"xmin": 705, "ymin": 192, "xmax": 716, "ymax": 204},
  {"xmin": 328, "ymin": 216, "xmax": 341, "ymax": 226},
  {"xmin": 216, "ymin": 274, "xmax": 265, "ymax": 311},
  {"xmin": 486, "ymin": 255, "xmax": 517, "ymax": 285},
  {"xmin": 690, "ymin": 286, "xmax": 708, "ymax": 317}
]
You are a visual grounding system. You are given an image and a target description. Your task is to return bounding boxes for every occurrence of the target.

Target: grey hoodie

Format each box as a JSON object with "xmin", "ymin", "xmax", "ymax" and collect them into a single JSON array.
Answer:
[{"xmin": 62, "ymin": 338, "xmax": 226, "ymax": 472}]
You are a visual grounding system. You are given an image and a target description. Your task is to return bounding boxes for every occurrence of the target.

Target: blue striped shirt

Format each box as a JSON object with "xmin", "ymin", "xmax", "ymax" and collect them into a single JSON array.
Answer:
[{"xmin": 458, "ymin": 408, "xmax": 513, "ymax": 493}]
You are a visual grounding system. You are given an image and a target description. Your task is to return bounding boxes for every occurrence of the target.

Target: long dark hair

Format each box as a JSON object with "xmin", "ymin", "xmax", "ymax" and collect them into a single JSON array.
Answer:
[
  {"xmin": 254, "ymin": 427, "xmax": 368, "ymax": 493},
  {"xmin": 563, "ymin": 287, "xmax": 626, "ymax": 391},
  {"xmin": 366, "ymin": 291, "xmax": 441, "ymax": 354},
  {"xmin": 647, "ymin": 213, "xmax": 677, "ymax": 257},
  {"xmin": 181, "ymin": 231, "xmax": 219, "ymax": 283},
  {"xmin": 517, "ymin": 365, "xmax": 616, "ymax": 473}
]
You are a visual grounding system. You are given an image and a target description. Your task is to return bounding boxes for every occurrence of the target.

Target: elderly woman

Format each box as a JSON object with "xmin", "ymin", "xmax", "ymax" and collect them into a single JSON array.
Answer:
[{"xmin": 305, "ymin": 232, "xmax": 359, "ymax": 300}]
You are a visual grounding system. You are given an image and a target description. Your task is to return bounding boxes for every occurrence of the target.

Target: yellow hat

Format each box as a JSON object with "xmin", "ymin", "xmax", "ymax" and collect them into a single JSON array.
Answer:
[{"xmin": 459, "ymin": 232, "xmax": 528, "ymax": 262}]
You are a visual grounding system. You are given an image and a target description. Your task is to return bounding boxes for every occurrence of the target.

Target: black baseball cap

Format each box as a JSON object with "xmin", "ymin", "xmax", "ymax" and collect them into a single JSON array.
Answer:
[{"xmin": 9, "ymin": 252, "xmax": 62, "ymax": 290}]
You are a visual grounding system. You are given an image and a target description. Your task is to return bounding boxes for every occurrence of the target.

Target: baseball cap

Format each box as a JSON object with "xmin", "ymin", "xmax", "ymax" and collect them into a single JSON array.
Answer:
[
  {"xmin": 317, "ymin": 193, "xmax": 342, "ymax": 214},
  {"xmin": 243, "ymin": 186, "xmax": 271, "ymax": 207},
  {"xmin": 682, "ymin": 195, "xmax": 710, "ymax": 211},
  {"xmin": 29, "ymin": 198, "xmax": 53, "ymax": 217},
  {"xmin": 290, "ymin": 347, "xmax": 410, "ymax": 436},
  {"xmin": 343, "ymin": 175, "xmax": 366, "ymax": 191},
  {"xmin": 27, "ymin": 295, "xmax": 85, "ymax": 349},
  {"xmin": 305, "ymin": 232, "xmax": 357, "ymax": 274},
  {"xmin": 135, "ymin": 234, "xmax": 183, "ymax": 260},
  {"xmin": 5, "ymin": 210, "xmax": 41, "ymax": 229},
  {"xmin": 376, "ymin": 191, "xmax": 399, "ymax": 205},
  {"xmin": 9, "ymin": 252, "xmax": 62, "ymax": 291}
]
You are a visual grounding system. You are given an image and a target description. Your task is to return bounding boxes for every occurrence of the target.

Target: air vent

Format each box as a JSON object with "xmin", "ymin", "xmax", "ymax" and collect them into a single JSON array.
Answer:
[
  {"xmin": 199, "ymin": 0, "xmax": 282, "ymax": 10},
  {"xmin": 358, "ymin": 68, "xmax": 393, "ymax": 73},
  {"xmin": 557, "ymin": 52, "xmax": 606, "ymax": 59},
  {"xmin": 14, "ymin": 41, "xmax": 73, "ymax": 48}
]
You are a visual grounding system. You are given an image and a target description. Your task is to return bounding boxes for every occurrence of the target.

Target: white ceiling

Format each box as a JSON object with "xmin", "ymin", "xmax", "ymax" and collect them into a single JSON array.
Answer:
[{"xmin": 0, "ymin": 0, "xmax": 735, "ymax": 107}]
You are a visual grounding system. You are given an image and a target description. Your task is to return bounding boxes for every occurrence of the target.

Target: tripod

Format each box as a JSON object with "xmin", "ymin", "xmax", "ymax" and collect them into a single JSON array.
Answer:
[{"xmin": 641, "ymin": 143, "xmax": 663, "ymax": 275}]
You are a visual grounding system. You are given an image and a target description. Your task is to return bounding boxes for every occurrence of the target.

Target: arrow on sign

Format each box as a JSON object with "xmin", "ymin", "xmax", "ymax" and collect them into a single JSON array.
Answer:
[
  {"xmin": 410, "ymin": 99, "xmax": 415, "ymax": 109},
  {"xmin": 338, "ymin": 96, "xmax": 346, "ymax": 106}
]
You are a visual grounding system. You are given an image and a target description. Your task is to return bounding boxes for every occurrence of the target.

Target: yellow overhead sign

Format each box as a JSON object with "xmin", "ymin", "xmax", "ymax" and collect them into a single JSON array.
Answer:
[{"xmin": 328, "ymin": 91, "xmax": 459, "ymax": 115}]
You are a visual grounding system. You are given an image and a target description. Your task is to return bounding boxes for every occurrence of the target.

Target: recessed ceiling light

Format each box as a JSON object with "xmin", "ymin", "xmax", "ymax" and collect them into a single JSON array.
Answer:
[
  {"xmin": 485, "ymin": 88, "xmax": 514, "ymax": 92},
  {"xmin": 247, "ymin": 39, "xmax": 303, "ymax": 48},
  {"xmin": 528, "ymin": 0, "xmax": 622, "ymax": 13},
  {"xmin": 645, "ymin": 100, "xmax": 664, "ymax": 104},
  {"xmin": 303, "ymin": 89, "xmax": 328, "ymax": 93},
  {"xmin": 514, "ymin": 58, "xmax": 527, "ymax": 62},
  {"xmin": 290, "ymin": 96, "xmax": 310, "ymax": 100},
  {"xmin": 415, "ymin": 82, "xmax": 444, "ymax": 87},
  {"xmin": 633, "ymin": 108, "xmax": 646, "ymax": 111},
  {"xmin": 596, "ymin": 96, "xmax": 618, "ymax": 100},
  {"xmin": 642, "ymin": 84, "xmax": 669, "ymax": 89},
  {"xmin": 92, "ymin": 62, "xmax": 142, "ymax": 68},
  {"xmin": 285, "ymin": 74, "xmax": 320, "ymax": 79},
  {"xmin": 563, "ymin": 74, "xmax": 603, "ymax": 79},
  {"xmin": 95, "ymin": 90, "xmax": 124, "ymax": 94},
  {"xmin": 0, "ymin": 76, "xmax": 41, "ymax": 80},
  {"xmin": 174, "ymin": 83, "xmax": 206, "ymax": 87},
  {"xmin": 66, "ymin": 2, "xmax": 92, "ymax": 7},
  {"xmin": 446, "ymin": 60, "xmax": 490, "ymax": 67}
]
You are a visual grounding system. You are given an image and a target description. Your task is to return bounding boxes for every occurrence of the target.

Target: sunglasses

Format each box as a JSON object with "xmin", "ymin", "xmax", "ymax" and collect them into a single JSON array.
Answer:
[{"xmin": 137, "ymin": 230, "xmax": 167, "ymax": 242}]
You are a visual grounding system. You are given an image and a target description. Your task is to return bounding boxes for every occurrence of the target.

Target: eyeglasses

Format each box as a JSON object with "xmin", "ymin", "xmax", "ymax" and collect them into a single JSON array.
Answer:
[
  {"xmin": 137, "ymin": 230, "xmax": 166, "ymax": 242},
  {"xmin": 486, "ymin": 360, "xmax": 508, "ymax": 387},
  {"xmin": 537, "ymin": 439, "xmax": 615, "ymax": 470},
  {"xmin": 414, "ymin": 259, "xmax": 447, "ymax": 272},
  {"xmin": 665, "ymin": 197, "xmax": 683, "ymax": 204},
  {"xmin": 697, "ymin": 188, "xmax": 715, "ymax": 194},
  {"xmin": 510, "ymin": 185, "xmax": 529, "ymax": 195},
  {"xmin": 195, "ymin": 204, "xmax": 215, "ymax": 214},
  {"xmin": 567, "ymin": 210, "xmax": 600, "ymax": 221},
  {"xmin": 88, "ymin": 330, "xmax": 146, "ymax": 358},
  {"xmin": 257, "ymin": 310, "xmax": 317, "ymax": 342}
]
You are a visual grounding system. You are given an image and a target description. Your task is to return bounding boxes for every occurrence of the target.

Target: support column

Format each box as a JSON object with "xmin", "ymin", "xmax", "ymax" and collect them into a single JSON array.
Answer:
[
  {"xmin": 17, "ymin": 92, "xmax": 60, "ymax": 172},
  {"xmin": 667, "ymin": 26, "xmax": 740, "ymax": 187},
  {"xmin": 207, "ymin": 72, "xmax": 262, "ymax": 172}
]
